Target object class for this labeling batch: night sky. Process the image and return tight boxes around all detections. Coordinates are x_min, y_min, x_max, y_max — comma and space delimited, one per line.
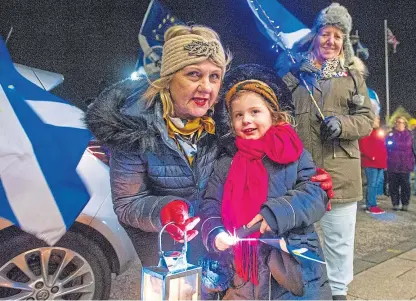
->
1, 0, 415, 120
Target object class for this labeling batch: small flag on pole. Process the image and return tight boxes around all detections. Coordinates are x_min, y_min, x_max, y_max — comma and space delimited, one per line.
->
135, 0, 183, 77
387, 28, 400, 53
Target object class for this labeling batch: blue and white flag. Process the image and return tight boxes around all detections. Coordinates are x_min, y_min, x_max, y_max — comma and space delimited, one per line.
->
354, 40, 369, 61
247, 0, 310, 50
351, 32, 370, 61
135, 0, 183, 77
0, 37, 91, 245
368, 88, 381, 116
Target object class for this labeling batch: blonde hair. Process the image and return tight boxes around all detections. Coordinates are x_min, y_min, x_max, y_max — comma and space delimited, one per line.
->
143, 25, 232, 118
228, 90, 295, 127
395, 116, 409, 128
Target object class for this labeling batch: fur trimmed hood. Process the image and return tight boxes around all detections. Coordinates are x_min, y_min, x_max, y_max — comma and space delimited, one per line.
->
85, 77, 229, 153
85, 78, 162, 153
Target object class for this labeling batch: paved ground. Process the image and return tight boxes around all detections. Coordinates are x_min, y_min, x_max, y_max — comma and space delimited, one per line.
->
109, 194, 416, 300
348, 195, 416, 300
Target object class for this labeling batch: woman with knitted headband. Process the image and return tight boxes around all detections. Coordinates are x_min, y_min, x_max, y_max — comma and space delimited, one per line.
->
200, 64, 331, 300
86, 24, 231, 276
278, 3, 375, 300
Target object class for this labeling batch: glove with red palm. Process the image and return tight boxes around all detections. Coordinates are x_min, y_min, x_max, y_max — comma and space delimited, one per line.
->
311, 168, 334, 211
160, 200, 200, 242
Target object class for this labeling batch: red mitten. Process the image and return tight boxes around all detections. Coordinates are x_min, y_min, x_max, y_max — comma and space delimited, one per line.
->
160, 200, 200, 242
311, 168, 334, 210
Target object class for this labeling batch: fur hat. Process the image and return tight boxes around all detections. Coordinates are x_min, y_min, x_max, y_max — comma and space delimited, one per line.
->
292, 3, 354, 65
213, 64, 294, 136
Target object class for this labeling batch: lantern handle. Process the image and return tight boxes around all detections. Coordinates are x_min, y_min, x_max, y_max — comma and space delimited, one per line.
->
159, 222, 188, 255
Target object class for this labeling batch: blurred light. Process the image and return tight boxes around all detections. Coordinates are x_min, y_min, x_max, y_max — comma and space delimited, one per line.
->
8, 85, 14, 89
130, 71, 140, 80
377, 129, 385, 138
387, 140, 393, 145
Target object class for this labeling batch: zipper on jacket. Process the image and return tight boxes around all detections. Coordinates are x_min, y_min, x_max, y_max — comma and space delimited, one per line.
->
159, 123, 197, 180
193, 150, 200, 201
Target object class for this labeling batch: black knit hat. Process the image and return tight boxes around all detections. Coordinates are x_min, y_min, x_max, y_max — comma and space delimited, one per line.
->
213, 64, 294, 137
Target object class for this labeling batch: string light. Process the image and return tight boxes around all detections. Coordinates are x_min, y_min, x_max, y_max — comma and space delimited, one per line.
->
251, 0, 281, 50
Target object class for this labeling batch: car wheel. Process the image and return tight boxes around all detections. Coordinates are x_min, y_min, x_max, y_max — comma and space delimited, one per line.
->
0, 230, 111, 300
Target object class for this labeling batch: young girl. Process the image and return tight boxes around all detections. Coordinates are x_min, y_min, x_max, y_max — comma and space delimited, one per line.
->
200, 64, 331, 300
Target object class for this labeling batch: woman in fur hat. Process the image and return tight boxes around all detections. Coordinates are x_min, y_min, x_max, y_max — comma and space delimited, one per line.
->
278, 3, 375, 300
200, 64, 331, 300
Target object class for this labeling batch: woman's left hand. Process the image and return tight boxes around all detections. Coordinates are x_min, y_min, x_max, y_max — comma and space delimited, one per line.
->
247, 214, 271, 234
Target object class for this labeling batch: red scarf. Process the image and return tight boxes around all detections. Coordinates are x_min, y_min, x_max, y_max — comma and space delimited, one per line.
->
221, 124, 303, 285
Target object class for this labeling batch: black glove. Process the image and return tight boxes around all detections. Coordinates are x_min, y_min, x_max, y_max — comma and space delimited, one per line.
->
290, 58, 319, 76
320, 116, 342, 141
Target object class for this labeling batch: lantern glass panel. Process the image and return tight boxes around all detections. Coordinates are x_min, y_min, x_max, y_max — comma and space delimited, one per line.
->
142, 272, 163, 300
167, 273, 199, 300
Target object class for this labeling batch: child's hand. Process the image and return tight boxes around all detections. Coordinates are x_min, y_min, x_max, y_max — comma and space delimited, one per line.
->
215, 232, 236, 251
247, 214, 271, 234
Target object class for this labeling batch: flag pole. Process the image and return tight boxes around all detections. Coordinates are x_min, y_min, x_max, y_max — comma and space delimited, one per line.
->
384, 19, 390, 123
250, 0, 325, 120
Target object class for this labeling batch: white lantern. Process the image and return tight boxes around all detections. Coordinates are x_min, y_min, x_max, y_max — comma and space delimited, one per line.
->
141, 223, 202, 301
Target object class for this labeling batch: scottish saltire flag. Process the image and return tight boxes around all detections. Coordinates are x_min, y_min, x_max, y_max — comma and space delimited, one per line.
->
354, 40, 369, 61
351, 32, 369, 61
0, 37, 91, 245
136, 0, 183, 77
247, 0, 310, 50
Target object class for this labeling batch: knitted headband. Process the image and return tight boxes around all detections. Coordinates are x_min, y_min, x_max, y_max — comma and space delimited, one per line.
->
225, 80, 279, 110
160, 34, 226, 77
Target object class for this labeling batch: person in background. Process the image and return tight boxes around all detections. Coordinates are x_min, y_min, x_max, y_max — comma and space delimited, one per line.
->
278, 3, 374, 299
201, 64, 331, 300
386, 116, 414, 211
410, 120, 416, 195
359, 116, 387, 214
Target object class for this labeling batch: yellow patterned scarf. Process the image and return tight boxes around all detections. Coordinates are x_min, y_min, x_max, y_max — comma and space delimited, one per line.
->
166, 116, 215, 165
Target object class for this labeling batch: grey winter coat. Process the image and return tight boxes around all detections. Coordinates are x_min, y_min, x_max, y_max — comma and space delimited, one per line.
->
85, 78, 222, 266
283, 61, 374, 203
200, 140, 331, 300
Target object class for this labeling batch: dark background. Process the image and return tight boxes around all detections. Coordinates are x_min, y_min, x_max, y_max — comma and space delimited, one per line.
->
1, 0, 415, 120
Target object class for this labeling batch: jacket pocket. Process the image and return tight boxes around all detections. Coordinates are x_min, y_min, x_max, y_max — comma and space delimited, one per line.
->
334, 140, 360, 158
